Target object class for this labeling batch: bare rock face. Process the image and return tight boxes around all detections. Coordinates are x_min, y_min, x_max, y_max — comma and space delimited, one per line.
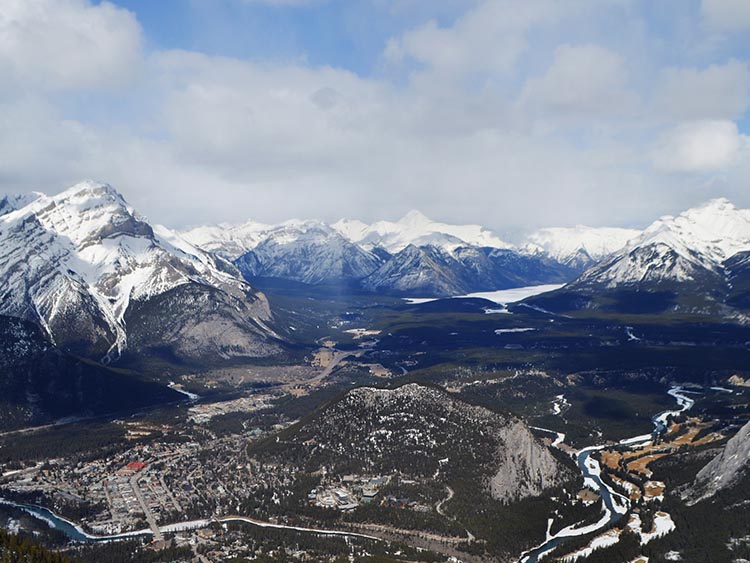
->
685, 420, 750, 505
490, 419, 567, 502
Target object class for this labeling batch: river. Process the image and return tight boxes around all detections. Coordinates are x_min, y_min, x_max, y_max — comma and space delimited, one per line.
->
519, 386, 695, 563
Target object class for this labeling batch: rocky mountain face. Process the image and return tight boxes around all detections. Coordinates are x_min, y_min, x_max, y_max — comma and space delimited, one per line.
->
234, 221, 383, 285
0, 181, 281, 365
261, 383, 569, 503
361, 244, 574, 297
526, 199, 750, 318
0, 315, 181, 431
684, 419, 750, 505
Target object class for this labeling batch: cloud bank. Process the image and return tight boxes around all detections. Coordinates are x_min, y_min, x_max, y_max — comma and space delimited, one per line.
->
0, 0, 748, 234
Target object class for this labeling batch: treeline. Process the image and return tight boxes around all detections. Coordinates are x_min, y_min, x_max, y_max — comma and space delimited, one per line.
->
0, 528, 74, 563
0, 423, 127, 465
73, 539, 191, 563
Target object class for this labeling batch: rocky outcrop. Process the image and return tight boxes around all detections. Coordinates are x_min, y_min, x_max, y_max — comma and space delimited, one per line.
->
684, 420, 750, 505
490, 419, 567, 502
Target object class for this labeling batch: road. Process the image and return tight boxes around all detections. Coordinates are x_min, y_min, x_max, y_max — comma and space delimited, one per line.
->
435, 485, 475, 542
130, 475, 163, 541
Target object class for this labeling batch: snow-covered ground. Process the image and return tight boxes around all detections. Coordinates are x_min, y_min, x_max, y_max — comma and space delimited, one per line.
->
551, 394, 569, 415
168, 382, 200, 401
404, 283, 564, 306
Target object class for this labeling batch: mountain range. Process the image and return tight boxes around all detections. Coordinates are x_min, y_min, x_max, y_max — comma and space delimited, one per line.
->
3, 181, 750, 381
182, 209, 637, 297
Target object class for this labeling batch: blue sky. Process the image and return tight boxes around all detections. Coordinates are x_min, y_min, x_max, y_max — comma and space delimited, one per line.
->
1, 0, 749, 232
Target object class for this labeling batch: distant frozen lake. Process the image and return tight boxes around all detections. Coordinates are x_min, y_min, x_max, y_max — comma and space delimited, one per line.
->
403, 283, 564, 306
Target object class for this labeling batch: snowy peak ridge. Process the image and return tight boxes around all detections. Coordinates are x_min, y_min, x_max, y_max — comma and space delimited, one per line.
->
333, 210, 514, 253
180, 219, 272, 259
526, 225, 640, 267
0, 191, 44, 216
398, 209, 432, 227
637, 197, 750, 263
575, 197, 750, 287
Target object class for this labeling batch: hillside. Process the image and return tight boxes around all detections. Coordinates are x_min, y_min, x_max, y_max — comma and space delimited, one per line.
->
258, 383, 570, 503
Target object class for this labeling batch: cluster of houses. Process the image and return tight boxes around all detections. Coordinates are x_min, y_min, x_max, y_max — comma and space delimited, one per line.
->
309, 474, 389, 511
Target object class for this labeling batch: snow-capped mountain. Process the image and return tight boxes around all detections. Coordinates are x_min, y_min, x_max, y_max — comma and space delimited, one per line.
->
525, 198, 750, 317
576, 198, 750, 288
526, 225, 640, 270
233, 221, 383, 285
333, 210, 514, 253
0, 181, 280, 363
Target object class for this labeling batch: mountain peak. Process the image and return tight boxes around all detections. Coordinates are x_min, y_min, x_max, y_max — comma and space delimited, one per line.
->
56, 180, 127, 206
399, 209, 432, 226
687, 197, 737, 216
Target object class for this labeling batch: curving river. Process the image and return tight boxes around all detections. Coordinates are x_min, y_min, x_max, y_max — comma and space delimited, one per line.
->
520, 386, 695, 563
0, 500, 382, 544
0, 499, 151, 542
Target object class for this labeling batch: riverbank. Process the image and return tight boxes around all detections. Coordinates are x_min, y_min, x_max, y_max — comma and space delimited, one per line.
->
519, 386, 695, 563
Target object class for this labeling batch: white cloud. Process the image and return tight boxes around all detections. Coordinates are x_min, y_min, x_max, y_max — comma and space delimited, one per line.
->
654, 60, 750, 121
383, 0, 562, 86
0, 0, 142, 93
652, 120, 746, 173
519, 44, 637, 118
702, 0, 750, 31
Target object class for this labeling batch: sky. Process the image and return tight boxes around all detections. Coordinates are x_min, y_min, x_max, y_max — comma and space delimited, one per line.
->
0, 0, 749, 235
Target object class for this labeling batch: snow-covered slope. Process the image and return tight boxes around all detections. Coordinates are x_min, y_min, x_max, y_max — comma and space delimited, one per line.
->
0, 192, 43, 216
333, 210, 514, 253
526, 225, 640, 270
0, 181, 280, 363
181, 220, 271, 260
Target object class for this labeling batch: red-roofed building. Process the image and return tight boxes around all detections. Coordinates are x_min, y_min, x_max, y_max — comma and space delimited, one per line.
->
117, 461, 147, 476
